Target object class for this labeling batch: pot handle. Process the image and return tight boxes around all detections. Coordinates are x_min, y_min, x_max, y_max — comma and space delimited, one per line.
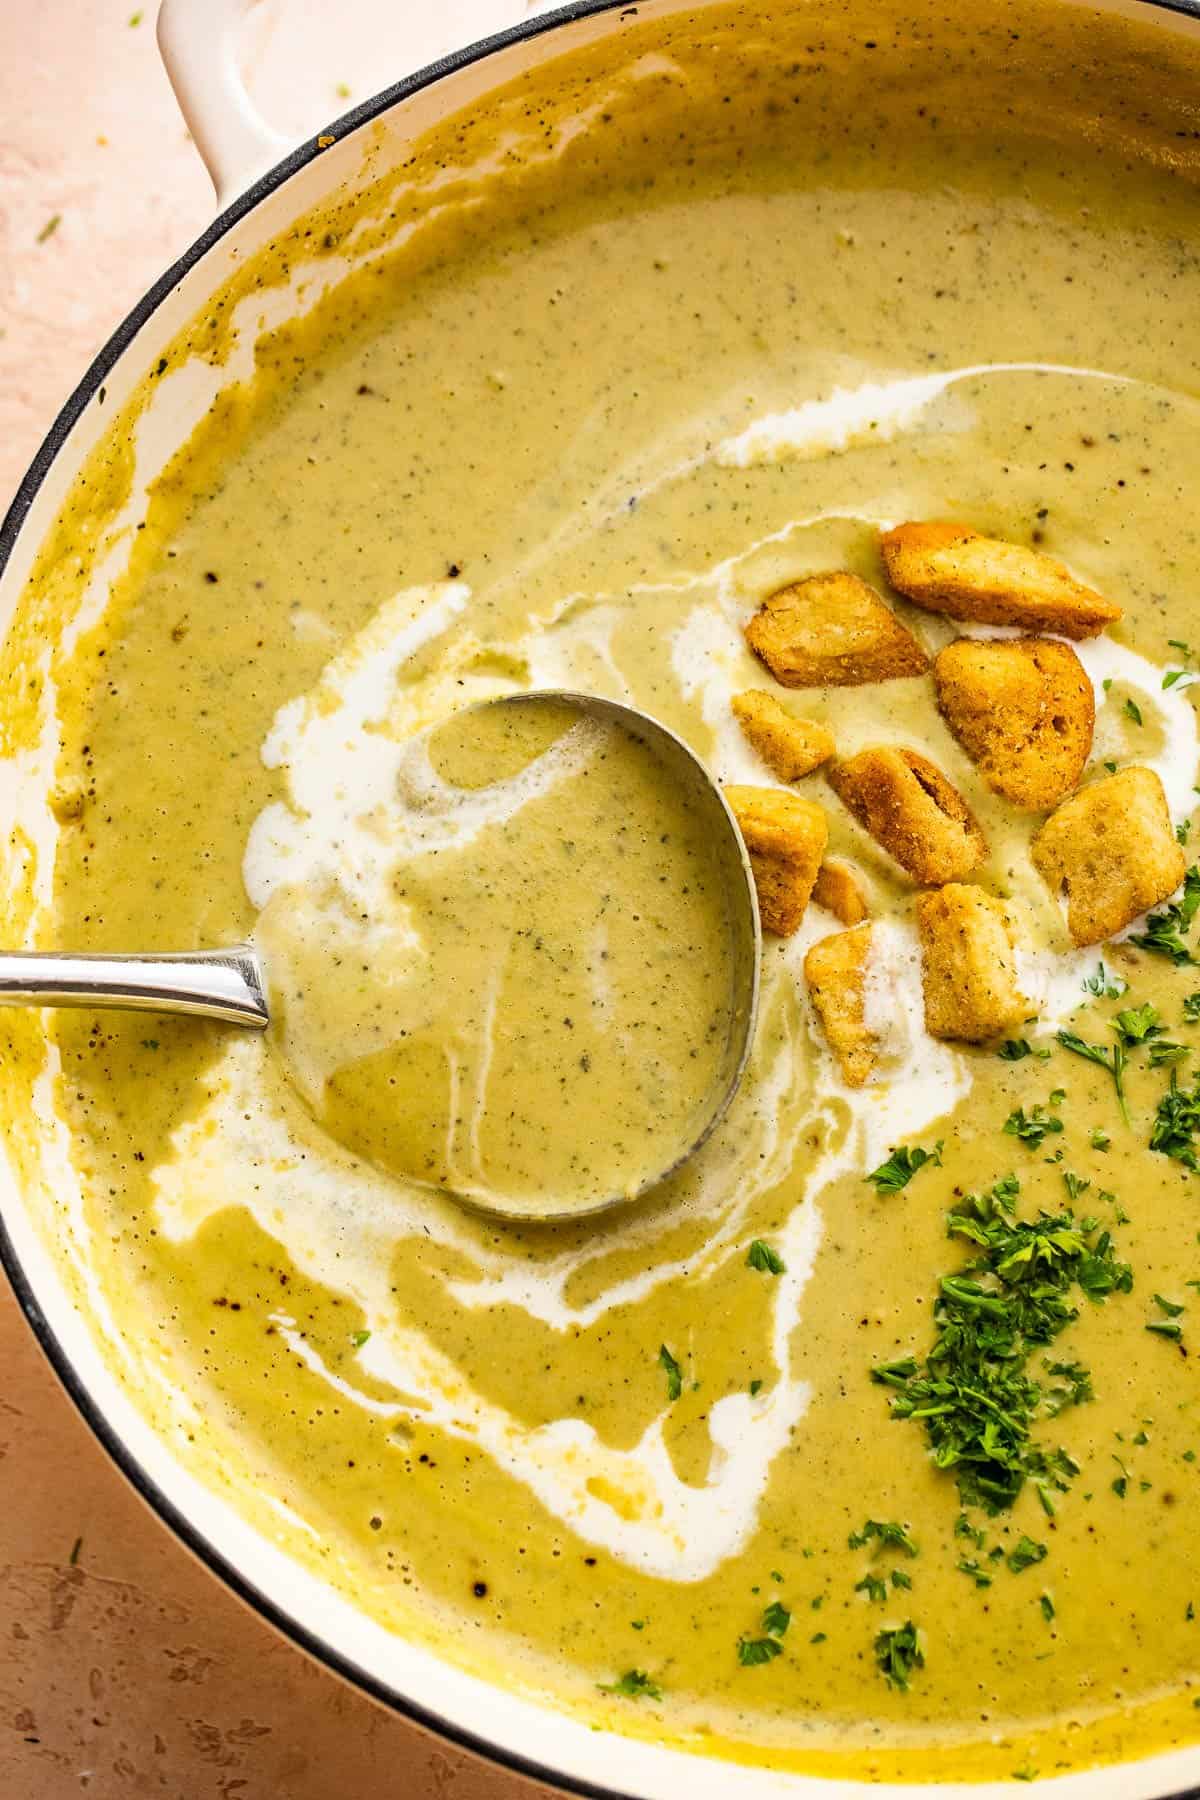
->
157, 0, 294, 207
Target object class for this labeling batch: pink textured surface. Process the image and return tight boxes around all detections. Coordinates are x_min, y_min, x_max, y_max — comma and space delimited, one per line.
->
0, 4, 567, 1796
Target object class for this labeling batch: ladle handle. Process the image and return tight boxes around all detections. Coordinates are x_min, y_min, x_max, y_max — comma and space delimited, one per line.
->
0, 947, 268, 1029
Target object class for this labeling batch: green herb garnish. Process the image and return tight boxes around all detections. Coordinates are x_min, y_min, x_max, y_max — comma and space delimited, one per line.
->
1003, 1102, 1065, 1148
848, 1519, 918, 1556
747, 1239, 786, 1275
1007, 1535, 1048, 1574
1113, 1001, 1162, 1044
1056, 1032, 1129, 1127
1150, 1072, 1200, 1172
873, 1178, 1130, 1512
736, 1600, 790, 1665
1124, 698, 1144, 727
867, 1142, 943, 1193
874, 1621, 924, 1691
856, 1574, 888, 1603
1083, 962, 1127, 999
599, 1668, 663, 1700
761, 1601, 790, 1636
658, 1344, 683, 1401
998, 1039, 1049, 1062
349, 1329, 371, 1348
1131, 867, 1200, 965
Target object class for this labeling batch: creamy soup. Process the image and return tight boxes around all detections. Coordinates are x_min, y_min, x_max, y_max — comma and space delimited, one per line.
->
256, 693, 748, 1218
9, 0, 1200, 1784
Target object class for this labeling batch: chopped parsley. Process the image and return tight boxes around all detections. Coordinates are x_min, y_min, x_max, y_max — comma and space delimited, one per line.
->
1150, 1072, 1200, 1172
1007, 1536, 1048, 1574
848, 1519, 918, 1556
1112, 1001, 1162, 1044
873, 1177, 1131, 1512
1184, 993, 1200, 1022
1042, 1358, 1093, 1416
856, 1574, 888, 1604
1090, 1126, 1111, 1151
746, 1239, 786, 1275
658, 1344, 683, 1402
349, 1329, 371, 1348
998, 1039, 1049, 1062
874, 1621, 924, 1691
761, 1600, 791, 1636
1083, 962, 1127, 999
1124, 697, 1144, 727
957, 1557, 992, 1589
737, 1599, 790, 1666
1056, 1032, 1129, 1126
599, 1668, 662, 1700
867, 1142, 943, 1193
1147, 1319, 1184, 1342
1154, 1293, 1186, 1317
1003, 1101, 1065, 1148
1164, 643, 1198, 689
1040, 1590, 1056, 1622
1131, 866, 1200, 965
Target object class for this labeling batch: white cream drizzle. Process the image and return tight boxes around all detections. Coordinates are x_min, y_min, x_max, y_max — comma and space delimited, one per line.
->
713, 361, 1139, 468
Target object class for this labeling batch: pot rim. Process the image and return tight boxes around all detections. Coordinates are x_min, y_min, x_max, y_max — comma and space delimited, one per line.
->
3, 1, 1200, 1795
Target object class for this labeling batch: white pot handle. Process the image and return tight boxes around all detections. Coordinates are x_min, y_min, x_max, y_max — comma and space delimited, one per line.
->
157, 0, 295, 207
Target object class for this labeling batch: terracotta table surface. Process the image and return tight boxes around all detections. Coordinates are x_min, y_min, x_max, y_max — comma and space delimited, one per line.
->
0, 4, 571, 1797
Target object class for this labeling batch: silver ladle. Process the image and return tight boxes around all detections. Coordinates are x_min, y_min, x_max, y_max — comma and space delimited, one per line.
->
0, 693, 761, 1213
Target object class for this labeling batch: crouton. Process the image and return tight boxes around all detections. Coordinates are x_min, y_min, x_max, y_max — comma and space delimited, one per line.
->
812, 859, 868, 925
1030, 766, 1186, 946
827, 747, 986, 886
916, 884, 1031, 1042
724, 785, 827, 936
933, 636, 1094, 811
731, 689, 835, 780
743, 572, 929, 688
804, 924, 876, 1086
880, 521, 1120, 639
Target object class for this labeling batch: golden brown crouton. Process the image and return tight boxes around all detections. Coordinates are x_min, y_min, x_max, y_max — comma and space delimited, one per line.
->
880, 521, 1120, 640
812, 859, 869, 925
827, 747, 987, 886
804, 924, 876, 1086
916, 884, 1032, 1042
724, 785, 828, 936
1030, 766, 1186, 946
743, 572, 928, 688
731, 689, 835, 781
933, 637, 1094, 812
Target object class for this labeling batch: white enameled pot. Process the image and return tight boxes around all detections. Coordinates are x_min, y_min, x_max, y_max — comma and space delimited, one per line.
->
3, 2, 1200, 1795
